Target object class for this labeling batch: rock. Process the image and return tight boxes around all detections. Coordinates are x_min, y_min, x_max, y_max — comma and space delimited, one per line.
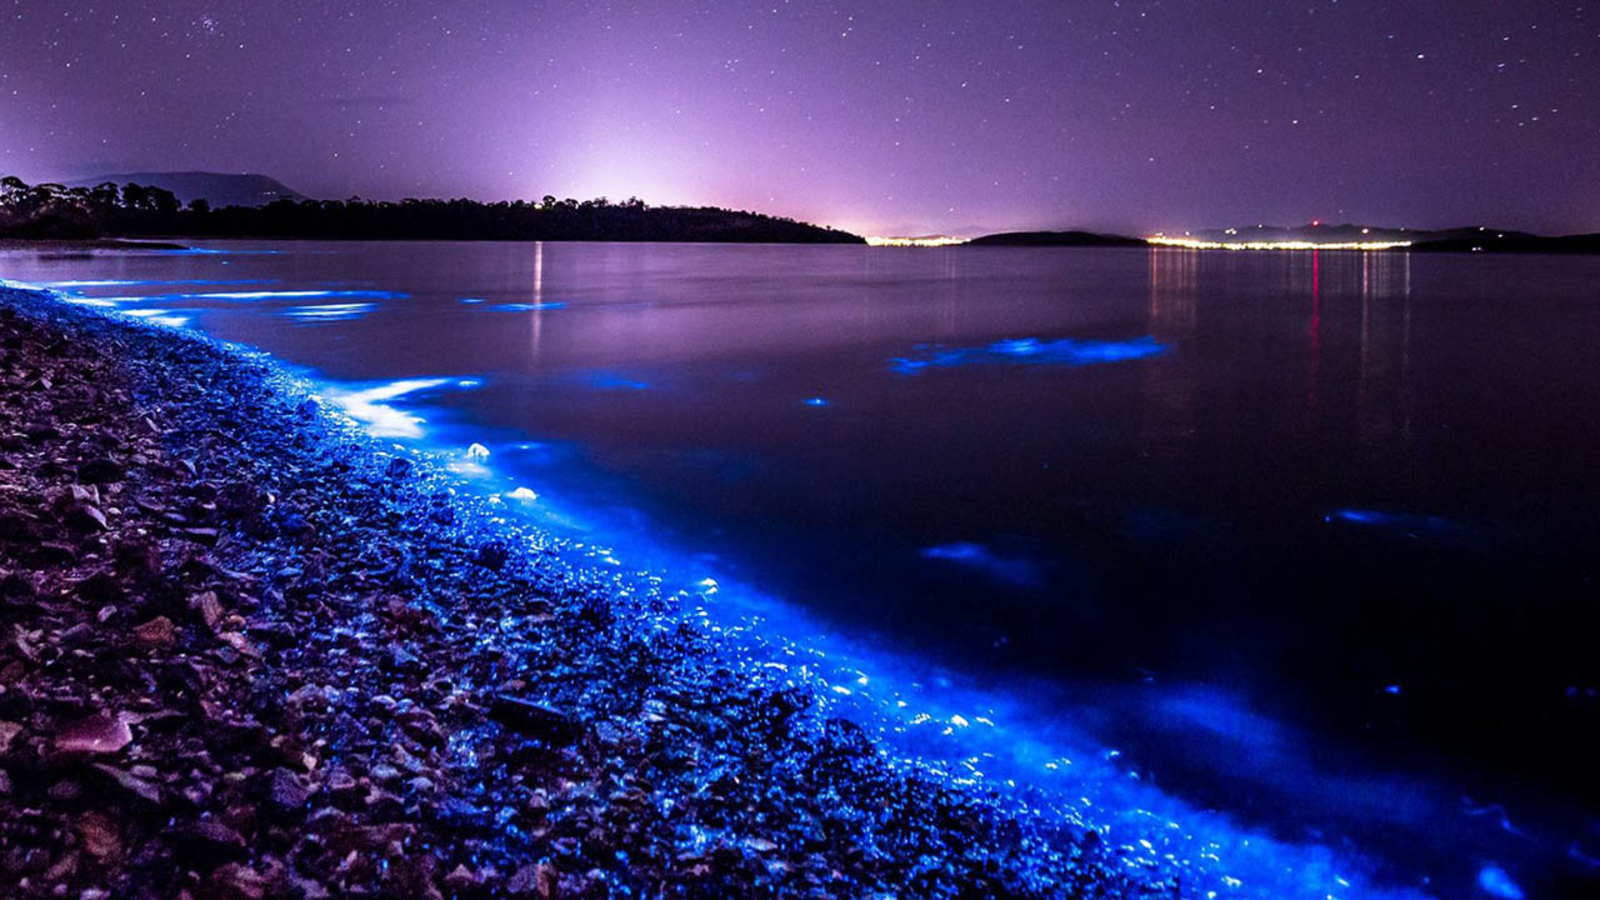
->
65, 504, 109, 532
385, 456, 413, 479
77, 458, 123, 484
488, 695, 583, 745
55, 712, 133, 755
90, 763, 162, 805
168, 820, 247, 861
76, 811, 123, 863
0, 720, 22, 754
207, 862, 269, 900
76, 571, 124, 605
444, 864, 485, 892
133, 616, 176, 649
189, 590, 224, 631
268, 767, 310, 814
474, 541, 510, 571
507, 863, 558, 898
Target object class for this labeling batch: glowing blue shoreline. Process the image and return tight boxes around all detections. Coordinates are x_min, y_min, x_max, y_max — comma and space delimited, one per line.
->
0, 278, 1459, 900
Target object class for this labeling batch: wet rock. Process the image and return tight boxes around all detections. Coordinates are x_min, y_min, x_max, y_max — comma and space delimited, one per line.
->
168, 820, 247, 862
206, 862, 270, 900
134, 616, 176, 649
489, 695, 583, 745
268, 767, 310, 814
76, 811, 123, 864
75, 571, 124, 605
474, 541, 510, 571
507, 863, 557, 898
189, 590, 224, 631
386, 456, 413, 479
64, 504, 109, 532
55, 712, 133, 755
90, 763, 162, 806
77, 458, 123, 485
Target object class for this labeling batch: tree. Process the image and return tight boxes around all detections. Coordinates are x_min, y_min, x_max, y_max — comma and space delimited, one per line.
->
121, 183, 151, 210
149, 187, 181, 216
188, 198, 211, 215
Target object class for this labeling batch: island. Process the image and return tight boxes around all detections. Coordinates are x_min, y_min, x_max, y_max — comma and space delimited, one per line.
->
0, 175, 865, 245
966, 230, 1146, 247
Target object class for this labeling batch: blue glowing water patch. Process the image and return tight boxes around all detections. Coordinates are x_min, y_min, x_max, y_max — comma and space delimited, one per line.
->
189, 289, 405, 301
920, 542, 1041, 588
890, 335, 1167, 374
1326, 509, 1461, 537
804, 396, 829, 407
150, 247, 283, 255
459, 297, 487, 304
119, 308, 192, 328
319, 377, 477, 439
1477, 866, 1524, 899
585, 371, 650, 391
283, 302, 378, 322
487, 302, 566, 312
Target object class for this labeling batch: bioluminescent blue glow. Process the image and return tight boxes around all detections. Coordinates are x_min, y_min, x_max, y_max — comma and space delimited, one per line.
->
585, 371, 651, 391
58, 307, 1435, 900
489, 301, 566, 311
189, 289, 404, 301
149, 247, 284, 256
319, 377, 462, 439
125, 310, 191, 328
459, 297, 487, 304
283, 302, 379, 322
1326, 509, 1462, 536
1476, 866, 1524, 899
890, 336, 1167, 375
804, 396, 828, 407
72, 289, 405, 305
920, 542, 1041, 588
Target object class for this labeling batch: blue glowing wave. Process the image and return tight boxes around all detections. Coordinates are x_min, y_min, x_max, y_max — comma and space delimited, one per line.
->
890, 335, 1167, 374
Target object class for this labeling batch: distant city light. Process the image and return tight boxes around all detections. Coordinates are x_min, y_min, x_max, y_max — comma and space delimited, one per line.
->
864, 235, 969, 247
1145, 236, 1413, 252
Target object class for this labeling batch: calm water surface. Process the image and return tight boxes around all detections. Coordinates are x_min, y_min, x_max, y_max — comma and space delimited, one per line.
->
5, 241, 1598, 899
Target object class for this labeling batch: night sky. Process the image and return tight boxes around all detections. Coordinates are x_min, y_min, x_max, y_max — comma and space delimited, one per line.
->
1, 1, 1596, 236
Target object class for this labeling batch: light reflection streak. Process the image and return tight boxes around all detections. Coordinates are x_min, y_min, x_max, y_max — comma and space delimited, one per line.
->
1146, 237, 1412, 252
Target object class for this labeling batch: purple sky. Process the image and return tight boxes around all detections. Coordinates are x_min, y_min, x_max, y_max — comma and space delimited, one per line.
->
1, 1, 1596, 235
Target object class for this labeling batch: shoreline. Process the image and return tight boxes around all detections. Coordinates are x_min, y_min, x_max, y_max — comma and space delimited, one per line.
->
0, 238, 190, 252
0, 285, 1148, 898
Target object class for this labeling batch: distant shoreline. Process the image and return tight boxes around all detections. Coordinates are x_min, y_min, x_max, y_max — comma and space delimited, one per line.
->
0, 237, 188, 251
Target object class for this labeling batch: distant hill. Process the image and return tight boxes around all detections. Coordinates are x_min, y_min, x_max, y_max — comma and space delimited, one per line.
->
967, 230, 1144, 247
66, 172, 308, 207
1171, 223, 1600, 253
1410, 232, 1600, 254
1175, 223, 1544, 245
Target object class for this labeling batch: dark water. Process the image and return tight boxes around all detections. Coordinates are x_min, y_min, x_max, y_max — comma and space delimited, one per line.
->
5, 241, 1598, 898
